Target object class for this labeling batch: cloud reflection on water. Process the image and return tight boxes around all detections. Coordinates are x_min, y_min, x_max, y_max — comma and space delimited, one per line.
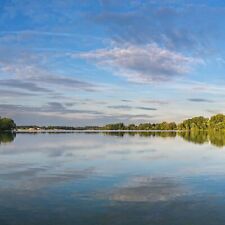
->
99, 176, 191, 203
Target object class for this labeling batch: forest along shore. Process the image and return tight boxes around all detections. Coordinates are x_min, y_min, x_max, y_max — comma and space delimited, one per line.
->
3, 113, 225, 132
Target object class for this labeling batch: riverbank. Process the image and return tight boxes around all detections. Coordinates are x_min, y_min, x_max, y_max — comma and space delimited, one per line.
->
16, 129, 181, 133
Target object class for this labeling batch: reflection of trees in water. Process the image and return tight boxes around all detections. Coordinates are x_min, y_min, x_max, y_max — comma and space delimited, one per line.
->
138, 132, 176, 138
1, 131, 224, 147
208, 131, 225, 147
0, 132, 16, 144
103, 132, 126, 137
178, 130, 225, 148
178, 131, 208, 145
103, 131, 225, 148
103, 132, 176, 138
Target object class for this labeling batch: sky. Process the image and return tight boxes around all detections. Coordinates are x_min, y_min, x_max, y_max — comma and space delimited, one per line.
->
1, 0, 225, 126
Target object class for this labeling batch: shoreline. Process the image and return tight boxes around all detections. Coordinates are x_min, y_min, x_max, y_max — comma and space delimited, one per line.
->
15, 129, 187, 133
2, 129, 222, 134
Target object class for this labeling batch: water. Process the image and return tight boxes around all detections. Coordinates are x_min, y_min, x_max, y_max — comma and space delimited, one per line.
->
1, 131, 225, 225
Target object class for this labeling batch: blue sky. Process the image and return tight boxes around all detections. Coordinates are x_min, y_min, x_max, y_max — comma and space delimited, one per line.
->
1, 0, 225, 126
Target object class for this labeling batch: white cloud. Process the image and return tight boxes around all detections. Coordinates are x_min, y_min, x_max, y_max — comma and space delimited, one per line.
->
75, 43, 203, 83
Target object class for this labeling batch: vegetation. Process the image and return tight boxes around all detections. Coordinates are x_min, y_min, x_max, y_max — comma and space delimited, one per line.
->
209, 114, 225, 130
0, 117, 16, 131
0, 117, 16, 144
101, 114, 225, 131
178, 116, 208, 130
0, 133, 16, 144
178, 130, 225, 148
103, 131, 177, 138
101, 122, 177, 130
103, 130, 225, 148
13, 113, 225, 132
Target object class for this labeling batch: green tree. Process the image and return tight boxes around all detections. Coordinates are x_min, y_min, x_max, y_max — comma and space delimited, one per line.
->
0, 117, 16, 131
102, 123, 126, 130
178, 116, 209, 130
209, 114, 225, 130
127, 124, 137, 130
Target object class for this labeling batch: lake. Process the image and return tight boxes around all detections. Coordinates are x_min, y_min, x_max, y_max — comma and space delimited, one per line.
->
1, 131, 225, 225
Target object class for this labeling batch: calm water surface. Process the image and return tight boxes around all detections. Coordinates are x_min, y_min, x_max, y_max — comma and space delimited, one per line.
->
1, 132, 225, 225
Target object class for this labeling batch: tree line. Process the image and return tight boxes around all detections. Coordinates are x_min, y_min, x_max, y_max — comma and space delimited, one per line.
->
100, 114, 225, 131
7, 113, 225, 131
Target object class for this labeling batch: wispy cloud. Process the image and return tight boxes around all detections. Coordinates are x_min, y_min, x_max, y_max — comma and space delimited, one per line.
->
188, 98, 214, 103
108, 105, 157, 111
0, 103, 103, 115
136, 107, 157, 111
0, 89, 37, 97
108, 105, 132, 110
91, 2, 225, 55
141, 99, 169, 105
75, 43, 202, 83
0, 79, 51, 92
0, 103, 158, 126
0, 102, 106, 125
0, 60, 103, 93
